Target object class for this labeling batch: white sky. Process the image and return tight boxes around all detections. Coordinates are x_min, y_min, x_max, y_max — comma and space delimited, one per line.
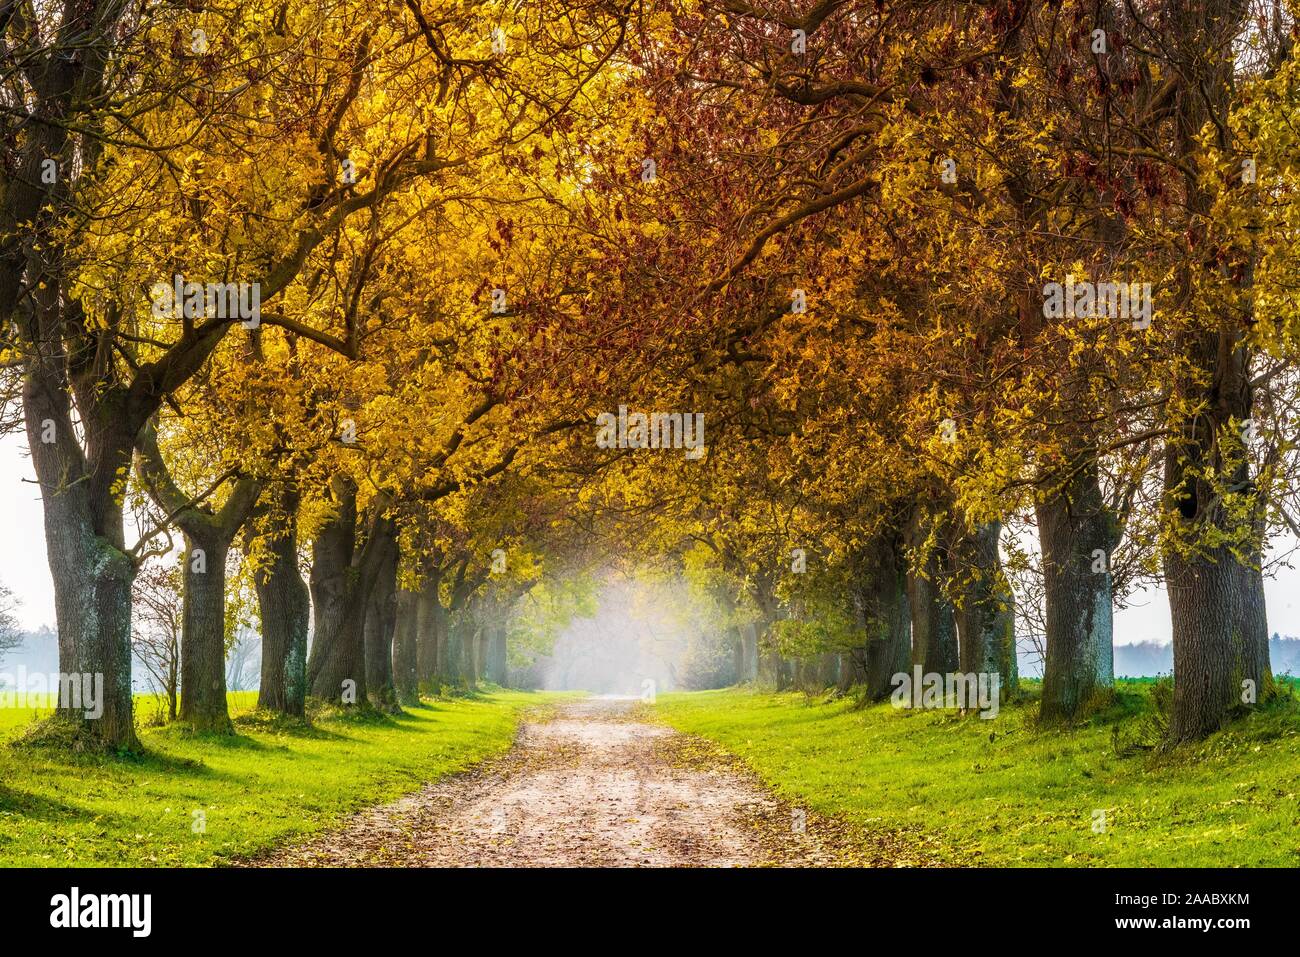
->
3, 429, 1300, 641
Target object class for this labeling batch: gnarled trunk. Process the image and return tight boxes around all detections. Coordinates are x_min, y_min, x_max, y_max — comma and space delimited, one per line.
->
25, 370, 139, 749
50, 531, 137, 747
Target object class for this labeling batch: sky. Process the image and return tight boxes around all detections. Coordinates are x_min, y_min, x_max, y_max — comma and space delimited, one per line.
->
3, 428, 1300, 641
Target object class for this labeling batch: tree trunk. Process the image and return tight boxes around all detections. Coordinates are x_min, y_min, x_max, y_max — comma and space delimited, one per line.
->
952, 522, 1017, 698
863, 535, 911, 701
54, 536, 137, 747
307, 562, 367, 706
415, 579, 443, 692
393, 589, 420, 705
817, 651, 840, 688
254, 498, 309, 716
739, 622, 759, 683
484, 625, 509, 685
838, 647, 867, 692
3, 0, 135, 752
728, 626, 744, 684
471, 622, 487, 685
364, 528, 400, 713
24, 366, 139, 749
907, 508, 958, 675
1036, 460, 1116, 721
439, 614, 474, 688
756, 620, 788, 691
1159, 0, 1273, 743
179, 534, 233, 733
305, 480, 366, 705
136, 421, 260, 733
907, 563, 958, 676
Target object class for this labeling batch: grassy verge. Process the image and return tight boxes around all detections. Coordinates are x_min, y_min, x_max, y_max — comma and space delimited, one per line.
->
0, 690, 562, 866
652, 681, 1300, 866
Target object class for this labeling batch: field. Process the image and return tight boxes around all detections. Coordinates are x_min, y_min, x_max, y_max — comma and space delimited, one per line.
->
0, 691, 557, 867
652, 681, 1300, 867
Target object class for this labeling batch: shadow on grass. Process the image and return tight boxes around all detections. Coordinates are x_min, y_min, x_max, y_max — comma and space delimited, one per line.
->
231, 709, 348, 741
8, 730, 210, 774
152, 725, 278, 752
0, 784, 92, 824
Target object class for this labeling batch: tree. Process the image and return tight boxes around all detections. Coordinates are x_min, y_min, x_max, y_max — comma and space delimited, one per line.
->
0, 583, 22, 668
131, 562, 183, 724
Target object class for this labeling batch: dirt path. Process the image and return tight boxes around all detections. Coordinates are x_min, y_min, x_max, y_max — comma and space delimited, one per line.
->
254, 696, 914, 867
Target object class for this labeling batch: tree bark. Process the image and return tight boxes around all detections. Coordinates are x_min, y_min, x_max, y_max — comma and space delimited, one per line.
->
952, 522, 1017, 698
136, 420, 260, 733
363, 526, 400, 713
1036, 460, 1116, 721
415, 575, 443, 691
253, 491, 309, 716
393, 589, 420, 705
23, 331, 140, 749
906, 507, 958, 675
862, 534, 911, 701
907, 562, 958, 676
179, 533, 233, 732
305, 478, 394, 706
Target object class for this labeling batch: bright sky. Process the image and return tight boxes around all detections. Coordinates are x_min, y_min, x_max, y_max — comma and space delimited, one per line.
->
3, 429, 1299, 641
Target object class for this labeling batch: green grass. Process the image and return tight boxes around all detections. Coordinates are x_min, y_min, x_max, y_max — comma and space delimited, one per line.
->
652, 681, 1300, 866
0, 689, 561, 866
